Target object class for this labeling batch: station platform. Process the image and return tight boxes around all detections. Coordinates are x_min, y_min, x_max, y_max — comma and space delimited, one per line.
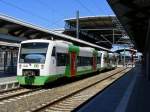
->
0, 76, 17, 84
0, 73, 18, 91
75, 64, 147, 112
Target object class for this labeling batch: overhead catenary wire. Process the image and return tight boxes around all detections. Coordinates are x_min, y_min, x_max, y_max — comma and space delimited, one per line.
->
73, 0, 99, 30
76, 0, 111, 26
74, 0, 122, 46
0, 0, 52, 26
74, 0, 94, 15
75, 0, 116, 26
74, 0, 110, 44
35, 0, 68, 28
0, 0, 119, 45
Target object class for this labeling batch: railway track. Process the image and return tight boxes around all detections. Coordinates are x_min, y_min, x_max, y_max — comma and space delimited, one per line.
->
0, 67, 131, 112
0, 87, 22, 94
0, 87, 42, 102
27, 68, 131, 112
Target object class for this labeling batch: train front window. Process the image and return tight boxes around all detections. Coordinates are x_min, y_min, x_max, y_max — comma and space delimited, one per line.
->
19, 43, 49, 63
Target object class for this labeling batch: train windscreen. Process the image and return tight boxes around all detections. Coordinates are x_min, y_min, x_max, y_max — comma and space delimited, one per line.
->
19, 42, 49, 63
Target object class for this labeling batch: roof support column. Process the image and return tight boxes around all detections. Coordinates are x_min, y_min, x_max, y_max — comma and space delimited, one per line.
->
123, 48, 126, 67
113, 29, 115, 44
10, 51, 14, 72
76, 10, 79, 39
4, 51, 7, 72
145, 19, 150, 80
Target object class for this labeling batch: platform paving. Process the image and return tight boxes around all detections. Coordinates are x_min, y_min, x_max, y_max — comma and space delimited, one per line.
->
0, 76, 17, 84
75, 65, 139, 112
125, 65, 150, 112
0, 72, 18, 91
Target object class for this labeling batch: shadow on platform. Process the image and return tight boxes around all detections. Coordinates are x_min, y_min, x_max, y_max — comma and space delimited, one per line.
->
75, 64, 149, 112
0, 71, 16, 78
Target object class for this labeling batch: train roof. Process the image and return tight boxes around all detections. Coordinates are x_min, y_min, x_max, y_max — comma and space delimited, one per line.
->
21, 39, 52, 44
21, 39, 73, 45
80, 47, 95, 50
79, 47, 94, 52
99, 51, 107, 54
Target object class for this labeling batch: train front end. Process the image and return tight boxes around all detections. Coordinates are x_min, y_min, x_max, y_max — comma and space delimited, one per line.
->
17, 40, 51, 86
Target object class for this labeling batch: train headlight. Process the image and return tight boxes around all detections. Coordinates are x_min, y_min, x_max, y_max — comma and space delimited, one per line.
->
19, 64, 21, 69
34, 64, 39, 68
41, 65, 44, 69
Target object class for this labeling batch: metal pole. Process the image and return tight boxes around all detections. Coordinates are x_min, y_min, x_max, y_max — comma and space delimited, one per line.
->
145, 18, 150, 80
4, 51, 7, 72
11, 51, 14, 72
123, 48, 126, 67
76, 10, 79, 39
113, 29, 115, 44
131, 52, 133, 67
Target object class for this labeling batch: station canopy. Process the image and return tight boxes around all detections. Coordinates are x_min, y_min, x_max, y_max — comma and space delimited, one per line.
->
0, 13, 133, 51
115, 48, 137, 54
107, 0, 150, 52
0, 14, 114, 51
64, 16, 132, 49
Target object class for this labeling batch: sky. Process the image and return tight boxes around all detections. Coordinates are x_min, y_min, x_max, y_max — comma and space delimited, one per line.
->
0, 0, 114, 29
0, 0, 140, 54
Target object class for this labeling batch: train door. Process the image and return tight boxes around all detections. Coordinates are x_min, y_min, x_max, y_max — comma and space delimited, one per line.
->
93, 55, 96, 71
70, 52, 77, 77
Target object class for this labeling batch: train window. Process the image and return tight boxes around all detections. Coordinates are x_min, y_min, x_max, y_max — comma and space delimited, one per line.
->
52, 47, 56, 57
97, 54, 101, 64
77, 56, 81, 66
66, 54, 69, 65
77, 56, 92, 66
97, 57, 100, 64
104, 54, 109, 63
20, 43, 49, 63
56, 53, 68, 66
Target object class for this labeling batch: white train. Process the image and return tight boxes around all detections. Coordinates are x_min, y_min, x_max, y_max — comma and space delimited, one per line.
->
17, 39, 118, 85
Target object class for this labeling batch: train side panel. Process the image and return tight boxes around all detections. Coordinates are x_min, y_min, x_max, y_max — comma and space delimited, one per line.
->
76, 47, 94, 76
17, 39, 118, 86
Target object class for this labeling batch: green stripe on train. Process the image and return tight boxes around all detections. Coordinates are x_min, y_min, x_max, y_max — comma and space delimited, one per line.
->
76, 69, 95, 76
17, 74, 62, 85
65, 45, 80, 77
17, 67, 98, 85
